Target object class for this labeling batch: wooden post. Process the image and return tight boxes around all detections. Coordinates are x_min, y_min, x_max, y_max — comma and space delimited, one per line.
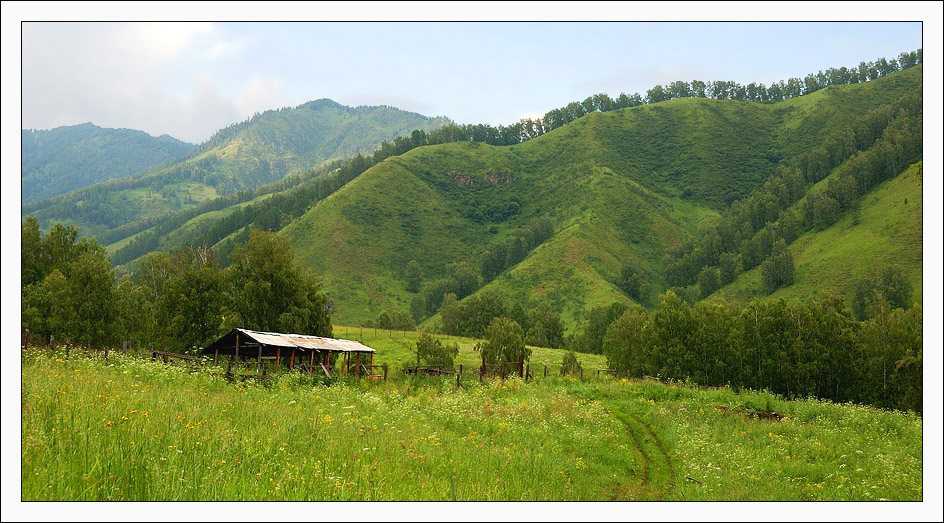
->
50, 335, 56, 352
23, 329, 29, 351
130, 337, 135, 352
310, 351, 315, 374
383, 363, 388, 381
65, 341, 71, 360
214, 348, 219, 365
235, 332, 240, 362
579, 367, 583, 380
456, 371, 460, 388
122, 341, 128, 355
276, 347, 281, 366
526, 364, 530, 382
258, 343, 263, 372
104, 346, 109, 359
290, 349, 296, 371
355, 353, 361, 377
544, 365, 547, 378
519, 356, 524, 379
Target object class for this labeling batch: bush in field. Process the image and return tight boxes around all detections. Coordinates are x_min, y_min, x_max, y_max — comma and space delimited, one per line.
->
415, 331, 459, 368
481, 317, 529, 364
561, 349, 582, 376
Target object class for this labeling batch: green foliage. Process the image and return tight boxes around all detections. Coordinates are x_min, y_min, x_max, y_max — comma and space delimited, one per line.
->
439, 290, 508, 339
718, 252, 739, 286
618, 262, 649, 305
151, 247, 226, 354
697, 266, 721, 298
599, 289, 920, 412
226, 229, 332, 337
851, 265, 913, 320
574, 301, 627, 354
857, 304, 922, 412
526, 302, 565, 349
20, 220, 118, 346
560, 349, 583, 376
415, 331, 459, 368
405, 260, 422, 293
602, 305, 650, 377
481, 317, 529, 364
760, 239, 794, 294
374, 308, 416, 331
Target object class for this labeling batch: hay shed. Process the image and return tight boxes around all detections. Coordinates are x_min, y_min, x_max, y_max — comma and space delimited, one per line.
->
203, 328, 377, 377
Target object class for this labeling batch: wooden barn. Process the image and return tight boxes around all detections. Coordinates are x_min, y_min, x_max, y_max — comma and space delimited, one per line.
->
202, 328, 380, 379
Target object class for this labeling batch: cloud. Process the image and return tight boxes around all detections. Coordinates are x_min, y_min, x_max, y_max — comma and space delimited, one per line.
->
21, 22, 255, 143
204, 34, 251, 61
236, 76, 288, 119
118, 22, 213, 64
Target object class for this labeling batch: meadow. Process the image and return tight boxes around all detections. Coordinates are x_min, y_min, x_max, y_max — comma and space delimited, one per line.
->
21, 333, 922, 501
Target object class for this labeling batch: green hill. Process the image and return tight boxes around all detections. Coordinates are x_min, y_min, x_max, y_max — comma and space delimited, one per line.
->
21, 123, 196, 204
280, 67, 921, 329
22, 100, 450, 238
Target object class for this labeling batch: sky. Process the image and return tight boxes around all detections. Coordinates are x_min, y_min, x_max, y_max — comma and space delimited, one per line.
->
17, 18, 926, 144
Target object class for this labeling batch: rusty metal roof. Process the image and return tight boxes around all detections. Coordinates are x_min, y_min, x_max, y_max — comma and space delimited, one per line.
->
211, 328, 376, 353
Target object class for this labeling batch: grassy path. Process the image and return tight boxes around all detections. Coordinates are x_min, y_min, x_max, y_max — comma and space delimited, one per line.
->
600, 403, 675, 500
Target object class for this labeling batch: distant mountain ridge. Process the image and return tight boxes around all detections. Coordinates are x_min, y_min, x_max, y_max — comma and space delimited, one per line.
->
21, 123, 196, 204
22, 100, 451, 237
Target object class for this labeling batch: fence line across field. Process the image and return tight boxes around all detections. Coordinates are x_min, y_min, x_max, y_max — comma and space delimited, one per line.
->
23, 327, 622, 384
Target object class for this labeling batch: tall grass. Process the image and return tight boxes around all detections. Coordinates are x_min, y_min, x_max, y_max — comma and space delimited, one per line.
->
21, 346, 921, 501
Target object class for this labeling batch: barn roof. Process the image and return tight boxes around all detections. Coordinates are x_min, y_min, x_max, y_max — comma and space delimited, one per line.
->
203, 328, 376, 354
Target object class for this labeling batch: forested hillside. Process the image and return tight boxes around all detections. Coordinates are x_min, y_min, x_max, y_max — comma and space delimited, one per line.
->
22, 100, 449, 237
21, 123, 195, 203
280, 65, 921, 329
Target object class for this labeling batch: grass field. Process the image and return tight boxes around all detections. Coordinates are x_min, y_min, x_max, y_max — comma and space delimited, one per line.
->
21, 335, 922, 501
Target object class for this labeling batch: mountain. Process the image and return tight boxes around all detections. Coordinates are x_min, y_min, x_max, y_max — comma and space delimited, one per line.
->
277, 65, 921, 328
22, 100, 450, 238
21, 123, 196, 204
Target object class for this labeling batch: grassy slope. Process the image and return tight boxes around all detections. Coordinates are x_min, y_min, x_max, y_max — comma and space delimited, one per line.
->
714, 162, 923, 306
282, 70, 921, 329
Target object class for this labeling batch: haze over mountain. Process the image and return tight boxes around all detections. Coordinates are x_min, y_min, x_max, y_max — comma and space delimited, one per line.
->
21, 123, 195, 204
